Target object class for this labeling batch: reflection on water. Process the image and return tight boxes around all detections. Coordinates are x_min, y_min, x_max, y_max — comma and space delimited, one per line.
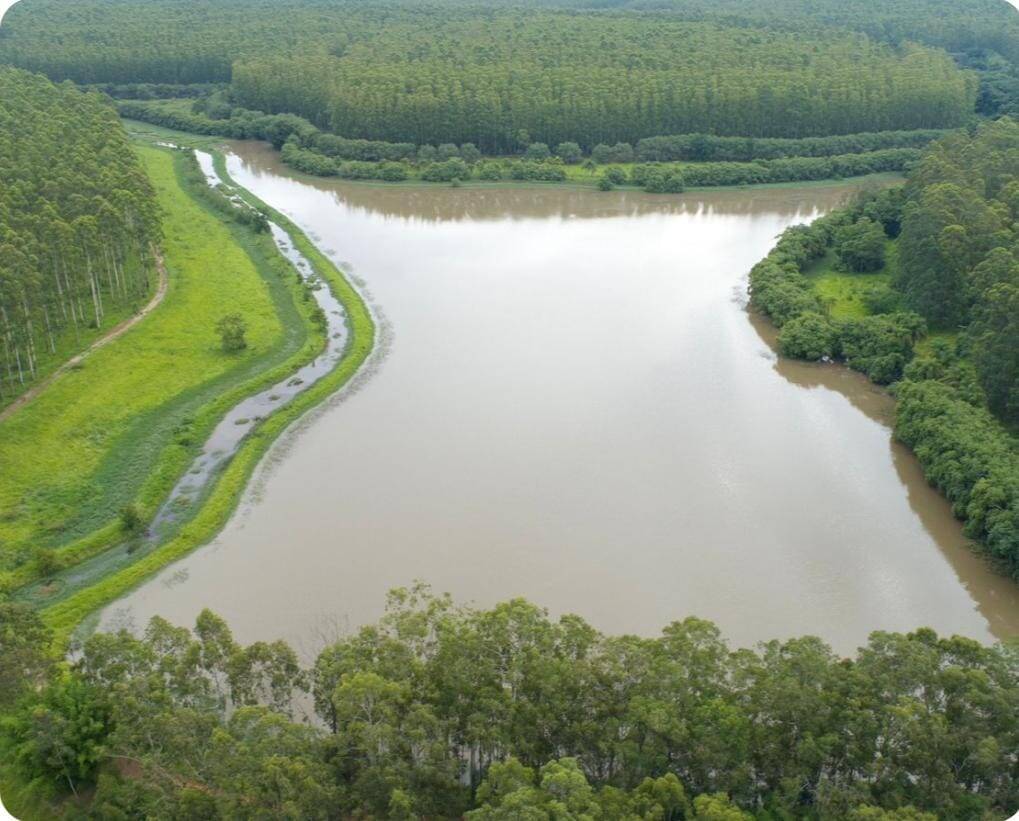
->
100, 142, 1019, 655
747, 312, 1019, 640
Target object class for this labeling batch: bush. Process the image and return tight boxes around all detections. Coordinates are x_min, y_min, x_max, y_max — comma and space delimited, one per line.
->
525, 142, 551, 160
555, 141, 583, 163
436, 143, 460, 160
460, 143, 481, 164
421, 158, 470, 182
477, 162, 504, 181
643, 166, 685, 193
119, 503, 144, 533
378, 161, 409, 181
604, 167, 627, 186
862, 283, 901, 314
597, 175, 614, 191
835, 217, 887, 272
778, 312, 837, 360
216, 312, 248, 352
591, 142, 634, 164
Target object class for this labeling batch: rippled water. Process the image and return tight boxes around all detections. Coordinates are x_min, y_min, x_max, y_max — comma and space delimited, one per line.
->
101, 145, 1019, 654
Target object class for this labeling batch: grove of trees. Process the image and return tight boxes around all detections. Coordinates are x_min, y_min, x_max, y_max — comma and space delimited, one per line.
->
2, 590, 1016, 819
0, 67, 160, 401
750, 119, 1019, 577
0, 0, 982, 152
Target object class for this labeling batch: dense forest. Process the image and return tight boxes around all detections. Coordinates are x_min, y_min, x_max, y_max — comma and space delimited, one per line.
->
749, 118, 1019, 578
2, 589, 1017, 819
0, 0, 982, 151
0, 67, 160, 401
228, 22, 972, 150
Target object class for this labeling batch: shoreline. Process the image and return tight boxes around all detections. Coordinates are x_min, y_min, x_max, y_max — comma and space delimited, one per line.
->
16, 142, 376, 650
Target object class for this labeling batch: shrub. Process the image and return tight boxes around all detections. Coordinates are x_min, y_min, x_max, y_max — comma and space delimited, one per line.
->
477, 162, 504, 181
778, 312, 837, 360
216, 312, 248, 352
834, 217, 887, 272
436, 143, 460, 160
525, 142, 551, 160
555, 141, 583, 163
460, 143, 482, 164
378, 161, 409, 181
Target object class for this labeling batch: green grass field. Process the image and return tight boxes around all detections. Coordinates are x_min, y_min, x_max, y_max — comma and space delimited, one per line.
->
803, 241, 897, 320
0, 145, 317, 584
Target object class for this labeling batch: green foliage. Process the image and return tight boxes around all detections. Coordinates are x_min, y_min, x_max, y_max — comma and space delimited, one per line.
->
834, 217, 886, 272
1, 675, 111, 797
215, 312, 248, 353
39, 159, 375, 653
777, 313, 836, 361
117, 503, 143, 533
0, 2, 979, 152
0, 147, 313, 575
525, 142, 551, 161
637, 130, 948, 163
752, 123, 1019, 571
555, 141, 583, 164
0, 602, 53, 707
6, 593, 1018, 818
895, 379, 1019, 574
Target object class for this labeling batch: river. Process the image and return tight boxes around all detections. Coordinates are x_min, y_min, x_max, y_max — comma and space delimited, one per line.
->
99, 142, 1019, 655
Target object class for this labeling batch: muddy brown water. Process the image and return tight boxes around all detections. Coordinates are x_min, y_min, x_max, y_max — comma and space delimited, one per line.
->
100, 143, 1019, 655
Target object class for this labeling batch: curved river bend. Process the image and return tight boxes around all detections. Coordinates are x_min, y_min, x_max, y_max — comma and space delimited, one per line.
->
101, 144, 1019, 654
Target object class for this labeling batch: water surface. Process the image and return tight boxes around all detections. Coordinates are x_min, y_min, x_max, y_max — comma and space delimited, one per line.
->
101, 145, 1019, 654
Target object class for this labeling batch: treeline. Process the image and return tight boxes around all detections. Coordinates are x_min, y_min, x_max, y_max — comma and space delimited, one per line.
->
232, 23, 973, 151
118, 100, 924, 188
634, 129, 948, 163
749, 119, 1019, 576
2, 591, 1016, 819
1, 1, 979, 150
0, 67, 160, 400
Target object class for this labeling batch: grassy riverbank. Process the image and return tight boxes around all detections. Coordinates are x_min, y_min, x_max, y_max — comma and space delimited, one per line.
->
0, 145, 324, 591
36, 148, 375, 649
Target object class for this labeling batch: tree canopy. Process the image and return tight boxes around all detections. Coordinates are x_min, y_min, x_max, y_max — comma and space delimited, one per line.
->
2, 591, 1016, 819
0, 67, 160, 401
0, 0, 982, 151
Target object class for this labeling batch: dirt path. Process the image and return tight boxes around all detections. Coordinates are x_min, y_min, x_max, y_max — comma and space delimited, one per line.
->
0, 251, 169, 424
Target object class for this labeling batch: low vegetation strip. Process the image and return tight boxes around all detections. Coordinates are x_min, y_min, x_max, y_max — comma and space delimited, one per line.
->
118, 99, 930, 189
0, 145, 319, 587
749, 119, 1019, 578
40, 149, 375, 649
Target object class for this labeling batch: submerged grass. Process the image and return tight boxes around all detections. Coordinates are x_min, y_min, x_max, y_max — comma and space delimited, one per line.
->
0, 145, 323, 588
40, 149, 375, 649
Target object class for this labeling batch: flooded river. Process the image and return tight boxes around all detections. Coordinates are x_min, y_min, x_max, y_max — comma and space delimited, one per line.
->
101, 143, 1019, 654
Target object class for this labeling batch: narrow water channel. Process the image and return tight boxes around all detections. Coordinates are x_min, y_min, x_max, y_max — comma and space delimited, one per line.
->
101, 144, 1019, 654
18, 149, 355, 611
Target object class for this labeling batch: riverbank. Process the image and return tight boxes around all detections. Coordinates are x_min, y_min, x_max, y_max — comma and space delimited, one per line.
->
33, 146, 375, 649
749, 177, 1019, 584
0, 144, 332, 594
